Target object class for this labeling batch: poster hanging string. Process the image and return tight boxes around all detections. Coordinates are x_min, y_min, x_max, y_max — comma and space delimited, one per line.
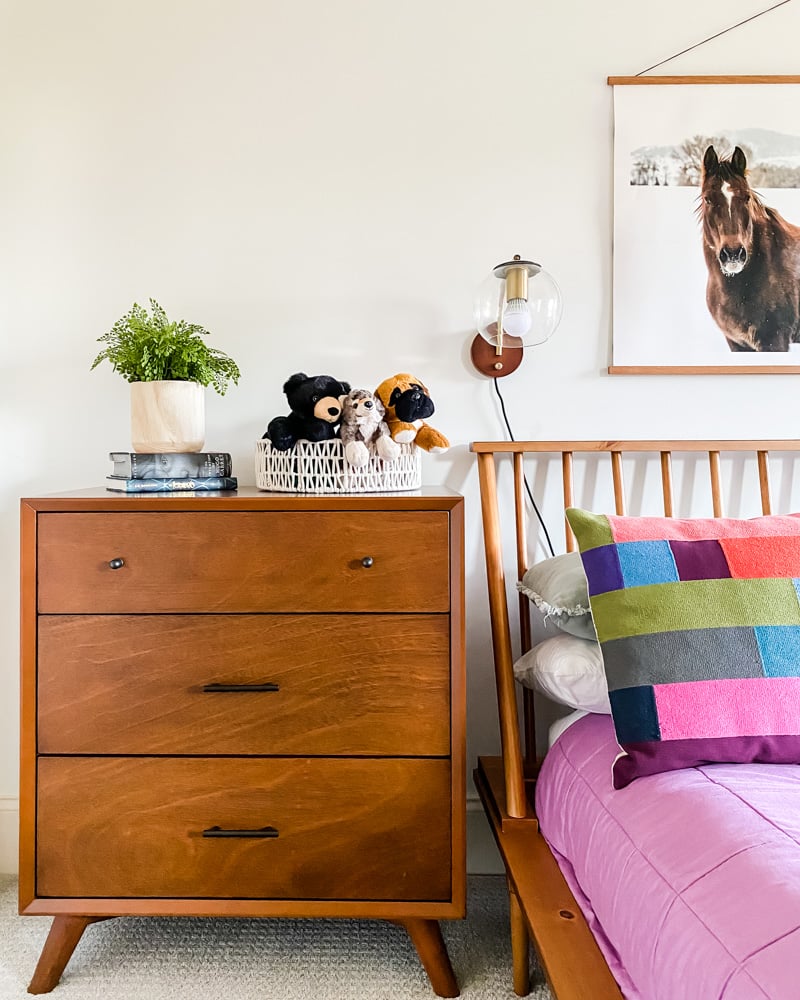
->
636, 0, 794, 76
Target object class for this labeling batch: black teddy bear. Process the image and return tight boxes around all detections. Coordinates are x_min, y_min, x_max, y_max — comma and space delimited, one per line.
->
264, 372, 352, 451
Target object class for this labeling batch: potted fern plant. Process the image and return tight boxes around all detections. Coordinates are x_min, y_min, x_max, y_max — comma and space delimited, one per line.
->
91, 299, 240, 452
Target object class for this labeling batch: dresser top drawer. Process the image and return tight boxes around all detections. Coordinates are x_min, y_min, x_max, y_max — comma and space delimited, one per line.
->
37, 511, 452, 613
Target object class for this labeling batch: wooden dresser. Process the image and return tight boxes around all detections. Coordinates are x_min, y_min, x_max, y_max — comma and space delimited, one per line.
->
19, 487, 465, 996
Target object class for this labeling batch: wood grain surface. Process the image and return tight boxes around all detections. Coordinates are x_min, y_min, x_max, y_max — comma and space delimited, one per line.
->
37, 756, 452, 900
38, 614, 451, 755
36, 510, 450, 613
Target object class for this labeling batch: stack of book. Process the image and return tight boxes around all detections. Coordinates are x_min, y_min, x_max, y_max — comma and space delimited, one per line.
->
105, 451, 238, 492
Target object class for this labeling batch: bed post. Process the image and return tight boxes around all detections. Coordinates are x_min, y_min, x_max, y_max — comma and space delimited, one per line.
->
513, 451, 537, 766
476, 451, 527, 817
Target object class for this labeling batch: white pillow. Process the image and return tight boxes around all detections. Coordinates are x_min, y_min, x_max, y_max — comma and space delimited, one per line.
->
548, 710, 588, 747
513, 632, 610, 714
516, 552, 596, 641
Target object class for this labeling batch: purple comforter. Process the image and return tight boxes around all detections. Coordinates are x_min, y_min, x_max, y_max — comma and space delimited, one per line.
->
536, 713, 800, 999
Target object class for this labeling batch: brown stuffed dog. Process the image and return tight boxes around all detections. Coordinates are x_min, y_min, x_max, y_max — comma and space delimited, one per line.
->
374, 373, 449, 453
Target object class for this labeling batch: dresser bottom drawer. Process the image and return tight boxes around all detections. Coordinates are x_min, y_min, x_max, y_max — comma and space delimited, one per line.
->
36, 757, 452, 901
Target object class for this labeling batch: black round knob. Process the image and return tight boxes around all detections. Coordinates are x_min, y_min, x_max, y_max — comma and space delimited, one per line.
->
361, 556, 374, 568
108, 558, 125, 570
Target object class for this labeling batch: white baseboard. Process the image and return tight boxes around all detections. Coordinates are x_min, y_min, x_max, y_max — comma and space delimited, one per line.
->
0, 797, 18, 875
0, 797, 501, 878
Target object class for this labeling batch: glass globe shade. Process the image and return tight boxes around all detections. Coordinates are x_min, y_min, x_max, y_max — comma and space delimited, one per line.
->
474, 261, 563, 348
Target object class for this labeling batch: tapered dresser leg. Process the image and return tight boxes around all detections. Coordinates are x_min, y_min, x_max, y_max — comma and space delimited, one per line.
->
398, 918, 460, 998
28, 915, 105, 994
509, 887, 531, 996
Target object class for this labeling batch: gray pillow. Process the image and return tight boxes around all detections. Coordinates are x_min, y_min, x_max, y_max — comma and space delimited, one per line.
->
516, 551, 596, 641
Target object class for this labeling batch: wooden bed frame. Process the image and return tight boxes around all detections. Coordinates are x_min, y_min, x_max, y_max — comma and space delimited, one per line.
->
471, 439, 800, 999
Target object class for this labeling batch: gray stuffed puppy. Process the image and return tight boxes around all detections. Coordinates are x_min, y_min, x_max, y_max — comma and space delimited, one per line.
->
339, 389, 401, 467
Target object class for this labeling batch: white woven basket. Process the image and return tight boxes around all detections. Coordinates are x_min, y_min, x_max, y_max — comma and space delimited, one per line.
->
255, 438, 422, 493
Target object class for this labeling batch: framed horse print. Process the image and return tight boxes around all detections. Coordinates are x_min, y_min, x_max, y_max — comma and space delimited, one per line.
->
608, 75, 800, 374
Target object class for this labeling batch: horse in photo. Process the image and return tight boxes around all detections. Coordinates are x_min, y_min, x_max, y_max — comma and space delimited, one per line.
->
699, 145, 800, 352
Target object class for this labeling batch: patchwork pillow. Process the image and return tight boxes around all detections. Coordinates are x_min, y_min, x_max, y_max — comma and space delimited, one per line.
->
516, 551, 596, 641
565, 507, 800, 788
513, 632, 610, 713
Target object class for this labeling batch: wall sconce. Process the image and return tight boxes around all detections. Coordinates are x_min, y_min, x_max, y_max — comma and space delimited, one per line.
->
471, 255, 563, 378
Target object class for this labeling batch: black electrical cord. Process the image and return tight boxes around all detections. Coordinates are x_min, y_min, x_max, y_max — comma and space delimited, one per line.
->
493, 378, 556, 558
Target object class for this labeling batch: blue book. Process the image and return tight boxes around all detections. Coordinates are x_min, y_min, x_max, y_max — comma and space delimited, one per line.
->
106, 476, 238, 493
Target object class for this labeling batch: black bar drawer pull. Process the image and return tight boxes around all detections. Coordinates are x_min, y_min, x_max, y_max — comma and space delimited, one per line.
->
202, 682, 280, 693
202, 825, 279, 839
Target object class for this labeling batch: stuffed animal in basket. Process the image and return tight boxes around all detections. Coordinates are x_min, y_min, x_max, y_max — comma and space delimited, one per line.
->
264, 372, 351, 451
339, 388, 401, 467
374, 373, 449, 453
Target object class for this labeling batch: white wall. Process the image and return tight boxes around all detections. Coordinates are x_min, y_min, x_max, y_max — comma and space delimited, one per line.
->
2, 0, 799, 875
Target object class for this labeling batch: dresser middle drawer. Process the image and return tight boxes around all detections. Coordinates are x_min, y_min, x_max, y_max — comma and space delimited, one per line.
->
38, 614, 452, 755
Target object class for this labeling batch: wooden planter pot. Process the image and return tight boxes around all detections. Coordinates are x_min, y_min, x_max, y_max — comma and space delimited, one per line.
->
130, 381, 205, 453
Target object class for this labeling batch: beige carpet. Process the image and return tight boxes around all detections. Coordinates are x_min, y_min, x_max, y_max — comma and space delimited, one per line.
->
0, 876, 552, 999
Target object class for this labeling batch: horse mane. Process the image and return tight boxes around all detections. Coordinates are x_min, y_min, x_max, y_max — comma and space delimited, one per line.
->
717, 161, 742, 184
744, 185, 768, 222
765, 201, 800, 237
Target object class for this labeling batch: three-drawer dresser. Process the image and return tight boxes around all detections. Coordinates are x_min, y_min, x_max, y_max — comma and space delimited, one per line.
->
19, 487, 465, 996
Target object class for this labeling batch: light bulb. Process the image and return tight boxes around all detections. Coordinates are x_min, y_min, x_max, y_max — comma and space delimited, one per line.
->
503, 298, 532, 337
